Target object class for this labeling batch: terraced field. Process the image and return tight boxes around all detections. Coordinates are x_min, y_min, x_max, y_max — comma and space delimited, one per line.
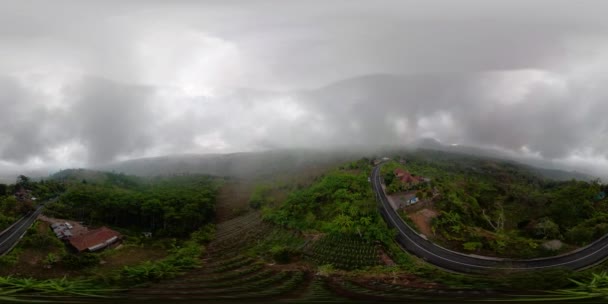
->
207, 211, 271, 255
126, 212, 318, 303
11, 211, 513, 303
304, 234, 382, 270
319, 276, 498, 302
122, 212, 500, 303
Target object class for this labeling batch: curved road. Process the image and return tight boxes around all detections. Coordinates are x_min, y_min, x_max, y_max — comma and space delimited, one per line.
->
372, 164, 608, 273
0, 204, 46, 256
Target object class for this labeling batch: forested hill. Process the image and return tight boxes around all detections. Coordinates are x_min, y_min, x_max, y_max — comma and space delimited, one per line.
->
531, 167, 596, 182
46, 170, 221, 237
97, 149, 365, 179
412, 139, 598, 182
98, 148, 597, 182
387, 150, 608, 258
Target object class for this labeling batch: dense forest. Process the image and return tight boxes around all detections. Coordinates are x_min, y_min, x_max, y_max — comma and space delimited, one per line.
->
385, 150, 607, 258
263, 158, 394, 243
46, 171, 221, 237
0, 176, 65, 231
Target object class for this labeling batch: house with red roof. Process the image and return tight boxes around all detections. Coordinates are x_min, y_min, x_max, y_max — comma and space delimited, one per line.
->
394, 168, 423, 186
68, 227, 121, 252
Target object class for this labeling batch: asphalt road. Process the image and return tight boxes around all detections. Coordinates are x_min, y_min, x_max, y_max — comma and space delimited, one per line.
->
0, 204, 46, 256
372, 164, 608, 273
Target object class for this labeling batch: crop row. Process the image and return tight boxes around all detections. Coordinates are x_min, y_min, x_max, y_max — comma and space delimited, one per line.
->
311, 253, 378, 266
305, 235, 381, 269
129, 271, 305, 300
206, 257, 255, 273
311, 245, 377, 256
295, 277, 347, 302
200, 262, 265, 282
198, 272, 305, 300
215, 211, 260, 231
208, 225, 271, 254
320, 234, 375, 245
214, 217, 263, 241
203, 254, 249, 269
198, 269, 276, 289
170, 262, 264, 284
154, 272, 293, 296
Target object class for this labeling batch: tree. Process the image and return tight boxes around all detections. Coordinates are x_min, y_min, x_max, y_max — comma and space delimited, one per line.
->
16, 200, 34, 214
249, 184, 272, 209
534, 218, 561, 239
566, 226, 594, 245
142, 199, 163, 230
481, 202, 505, 232
0, 196, 18, 216
16, 175, 30, 189
383, 173, 394, 186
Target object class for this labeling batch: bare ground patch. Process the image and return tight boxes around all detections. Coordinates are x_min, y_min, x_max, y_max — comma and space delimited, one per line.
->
408, 208, 439, 237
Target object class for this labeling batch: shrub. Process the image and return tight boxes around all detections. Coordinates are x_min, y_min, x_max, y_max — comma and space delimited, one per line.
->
270, 245, 291, 264
566, 226, 594, 245
0, 249, 20, 267
317, 264, 335, 277
44, 253, 59, 266
190, 224, 216, 244
117, 242, 202, 286
462, 241, 482, 252
120, 261, 176, 284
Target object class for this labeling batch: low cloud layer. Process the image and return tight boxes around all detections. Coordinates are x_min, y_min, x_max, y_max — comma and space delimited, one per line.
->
2, 1, 608, 177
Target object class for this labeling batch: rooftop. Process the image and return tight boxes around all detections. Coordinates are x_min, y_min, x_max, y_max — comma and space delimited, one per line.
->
68, 227, 121, 252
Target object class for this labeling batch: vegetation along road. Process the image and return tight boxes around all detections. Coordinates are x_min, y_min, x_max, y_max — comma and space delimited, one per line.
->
372, 163, 608, 273
0, 204, 46, 256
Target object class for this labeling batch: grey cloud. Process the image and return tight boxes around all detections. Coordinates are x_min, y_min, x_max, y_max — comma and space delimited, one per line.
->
0, 76, 58, 162
0, 76, 159, 165
66, 77, 157, 164
1, 1, 608, 176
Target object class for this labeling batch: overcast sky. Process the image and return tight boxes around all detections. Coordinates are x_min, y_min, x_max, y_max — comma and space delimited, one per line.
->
2, 0, 608, 177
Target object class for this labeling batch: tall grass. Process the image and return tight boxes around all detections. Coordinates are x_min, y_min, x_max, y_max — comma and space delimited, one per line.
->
503, 272, 608, 302
549, 272, 608, 301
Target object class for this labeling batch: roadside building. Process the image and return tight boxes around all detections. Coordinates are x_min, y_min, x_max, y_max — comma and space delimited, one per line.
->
394, 168, 422, 187
51, 222, 73, 240
14, 187, 32, 202
68, 227, 121, 253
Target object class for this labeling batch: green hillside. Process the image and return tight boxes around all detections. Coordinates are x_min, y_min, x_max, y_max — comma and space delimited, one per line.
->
3, 151, 608, 302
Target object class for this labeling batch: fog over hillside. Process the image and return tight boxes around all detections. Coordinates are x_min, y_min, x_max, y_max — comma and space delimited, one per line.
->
93, 145, 596, 183
1, 1, 608, 181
